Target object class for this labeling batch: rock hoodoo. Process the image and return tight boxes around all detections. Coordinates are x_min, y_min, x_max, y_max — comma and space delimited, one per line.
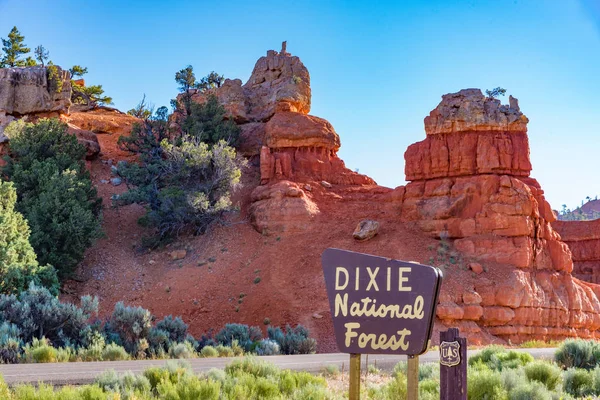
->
176, 43, 371, 185
178, 43, 374, 234
399, 89, 600, 342
405, 89, 531, 180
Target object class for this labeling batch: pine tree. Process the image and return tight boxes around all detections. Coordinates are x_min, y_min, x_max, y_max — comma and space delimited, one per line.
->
69, 65, 113, 106
0, 26, 31, 67
0, 181, 58, 294
34, 45, 49, 67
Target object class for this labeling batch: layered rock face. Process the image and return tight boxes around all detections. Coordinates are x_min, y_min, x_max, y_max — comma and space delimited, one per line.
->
554, 220, 600, 284
400, 89, 600, 342
0, 66, 71, 116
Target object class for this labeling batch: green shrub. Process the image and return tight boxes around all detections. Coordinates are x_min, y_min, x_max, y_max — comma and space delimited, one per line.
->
169, 341, 195, 359
155, 315, 188, 344
256, 339, 281, 356
0, 376, 10, 400
180, 94, 240, 147
216, 323, 256, 351
501, 368, 528, 393
56, 346, 74, 362
116, 135, 246, 246
105, 301, 152, 354
206, 367, 226, 382
200, 345, 218, 358
321, 364, 339, 377
23, 337, 57, 363
555, 339, 600, 370
143, 367, 171, 391
0, 322, 22, 363
467, 366, 508, 400
469, 345, 506, 365
3, 118, 102, 279
224, 357, 280, 379
394, 361, 439, 381
290, 383, 332, 400
524, 360, 562, 390
120, 371, 152, 395
267, 324, 317, 355
370, 372, 408, 399
2, 359, 337, 398
157, 374, 221, 400
95, 369, 120, 392
563, 367, 594, 397
0, 285, 98, 349
96, 370, 151, 396
509, 380, 553, 400
469, 345, 533, 371
419, 378, 439, 398
0, 181, 58, 295
101, 343, 129, 361
215, 344, 234, 357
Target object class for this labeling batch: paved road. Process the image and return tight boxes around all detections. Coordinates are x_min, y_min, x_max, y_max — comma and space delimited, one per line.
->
0, 348, 557, 386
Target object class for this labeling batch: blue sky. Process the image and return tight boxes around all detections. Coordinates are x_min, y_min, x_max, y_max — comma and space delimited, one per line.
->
1, 0, 599, 210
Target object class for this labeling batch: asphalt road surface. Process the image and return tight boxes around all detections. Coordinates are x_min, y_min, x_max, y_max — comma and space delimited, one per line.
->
0, 348, 557, 386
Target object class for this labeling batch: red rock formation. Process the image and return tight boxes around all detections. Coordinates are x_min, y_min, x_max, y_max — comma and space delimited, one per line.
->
170, 44, 374, 233
67, 124, 101, 160
172, 43, 372, 185
400, 89, 600, 343
554, 220, 600, 284
66, 107, 139, 137
405, 89, 532, 180
249, 180, 320, 235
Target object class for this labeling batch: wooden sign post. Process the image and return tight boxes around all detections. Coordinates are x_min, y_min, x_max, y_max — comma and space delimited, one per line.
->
322, 248, 443, 399
349, 353, 361, 400
439, 328, 467, 399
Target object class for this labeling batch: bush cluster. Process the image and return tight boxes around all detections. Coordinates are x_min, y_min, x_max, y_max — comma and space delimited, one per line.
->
267, 324, 318, 355
468, 345, 534, 371
117, 134, 246, 247
2, 118, 102, 279
555, 338, 600, 370
0, 284, 317, 365
1, 358, 330, 399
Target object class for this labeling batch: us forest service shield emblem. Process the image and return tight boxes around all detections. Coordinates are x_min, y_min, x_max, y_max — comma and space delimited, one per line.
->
440, 341, 461, 367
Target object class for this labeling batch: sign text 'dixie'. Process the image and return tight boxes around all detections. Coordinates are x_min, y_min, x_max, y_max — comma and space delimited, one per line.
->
322, 248, 442, 355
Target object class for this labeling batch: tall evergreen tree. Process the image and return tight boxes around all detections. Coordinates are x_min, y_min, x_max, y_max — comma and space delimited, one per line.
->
0, 181, 58, 294
0, 26, 31, 67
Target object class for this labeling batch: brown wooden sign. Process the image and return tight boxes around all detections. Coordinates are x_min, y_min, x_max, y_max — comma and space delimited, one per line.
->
322, 248, 442, 355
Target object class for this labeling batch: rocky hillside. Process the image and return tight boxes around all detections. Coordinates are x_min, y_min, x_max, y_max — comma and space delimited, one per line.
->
0, 65, 139, 162
4, 44, 600, 351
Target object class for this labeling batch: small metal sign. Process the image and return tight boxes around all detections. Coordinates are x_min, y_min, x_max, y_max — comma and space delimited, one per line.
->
440, 340, 461, 367
322, 248, 443, 355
